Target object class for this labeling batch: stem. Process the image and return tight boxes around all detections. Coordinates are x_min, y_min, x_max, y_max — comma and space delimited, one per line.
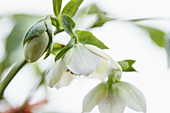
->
0, 60, 27, 98
71, 32, 79, 44
54, 29, 64, 35
107, 74, 114, 91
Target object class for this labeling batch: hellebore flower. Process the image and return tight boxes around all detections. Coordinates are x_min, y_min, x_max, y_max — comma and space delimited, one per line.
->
23, 17, 53, 62
83, 82, 146, 113
46, 43, 121, 88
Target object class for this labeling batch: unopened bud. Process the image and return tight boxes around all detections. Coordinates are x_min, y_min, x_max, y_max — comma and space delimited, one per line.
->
23, 17, 53, 62
24, 32, 49, 62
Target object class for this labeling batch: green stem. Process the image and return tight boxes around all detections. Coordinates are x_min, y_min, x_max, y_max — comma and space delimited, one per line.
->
71, 32, 79, 44
0, 60, 27, 99
107, 74, 114, 91
54, 28, 64, 35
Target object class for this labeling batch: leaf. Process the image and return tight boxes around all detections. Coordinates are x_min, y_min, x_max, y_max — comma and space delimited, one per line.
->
55, 38, 75, 61
91, 13, 115, 28
77, 3, 103, 16
76, 3, 115, 28
137, 25, 165, 47
52, 42, 65, 55
75, 30, 108, 49
61, 15, 75, 36
118, 60, 136, 72
128, 18, 157, 22
53, 0, 62, 17
86, 4, 102, 14
61, 0, 83, 17
50, 17, 58, 27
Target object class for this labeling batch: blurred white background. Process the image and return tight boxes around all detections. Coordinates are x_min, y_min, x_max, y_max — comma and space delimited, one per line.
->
1, 0, 170, 113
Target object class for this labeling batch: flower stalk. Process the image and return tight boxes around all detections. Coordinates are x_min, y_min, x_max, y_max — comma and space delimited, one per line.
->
107, 74, 114, 91
0, 60, 27, 99
71, 32, 79, 44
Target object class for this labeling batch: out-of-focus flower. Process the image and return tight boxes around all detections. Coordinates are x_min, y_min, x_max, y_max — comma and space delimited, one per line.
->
83, 82, 146, 113
23, 17, 53, 62
46, 43, 121, 88
0, 99, 48, 113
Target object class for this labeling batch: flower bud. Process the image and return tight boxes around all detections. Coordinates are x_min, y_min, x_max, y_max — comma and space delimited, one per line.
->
24, 32, 49, 62
23, 17, 53, 62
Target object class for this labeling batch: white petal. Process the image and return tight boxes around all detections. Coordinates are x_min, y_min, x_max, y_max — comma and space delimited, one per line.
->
85, 44, 108, 59
83, 83, 107, 112
46, 48, 74, 88
55, 70, 75, 89
85, 44, 121, 70
90, 58, 113, 81
116, 82, 146, 112
98, 90, 125, 113
106, 55, 122, 70
67, 45, 101, 75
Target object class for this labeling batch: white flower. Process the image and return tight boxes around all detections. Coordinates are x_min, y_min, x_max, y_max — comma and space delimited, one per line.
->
83, 82, 146, 113
46, 44, 121, 88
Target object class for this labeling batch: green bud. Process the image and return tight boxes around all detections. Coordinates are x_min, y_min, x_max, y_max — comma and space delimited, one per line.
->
23, 17, 53, 62
24, 32, 49, 62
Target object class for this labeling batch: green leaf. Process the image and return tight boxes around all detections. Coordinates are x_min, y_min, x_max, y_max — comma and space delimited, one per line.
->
137, 25, 165, 47
75, 3, 114, 28
86, 4, 102, 14
128, 18, 156, 22
50, 17, 58, 27
53, 0, 62, 17
75, 30, 108, 49
61, 0, 83, 17
118, 60, 136, 72
55, 38, 75, 61
52, 42, 65, 55
61, 15, 75, 36
77, 3, 102, 16
91, 13, 115, 28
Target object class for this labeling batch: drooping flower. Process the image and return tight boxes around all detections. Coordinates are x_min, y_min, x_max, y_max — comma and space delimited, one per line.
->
23, 16, 53, 62
46, 43, 121, 88
83, 82, 146, 113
